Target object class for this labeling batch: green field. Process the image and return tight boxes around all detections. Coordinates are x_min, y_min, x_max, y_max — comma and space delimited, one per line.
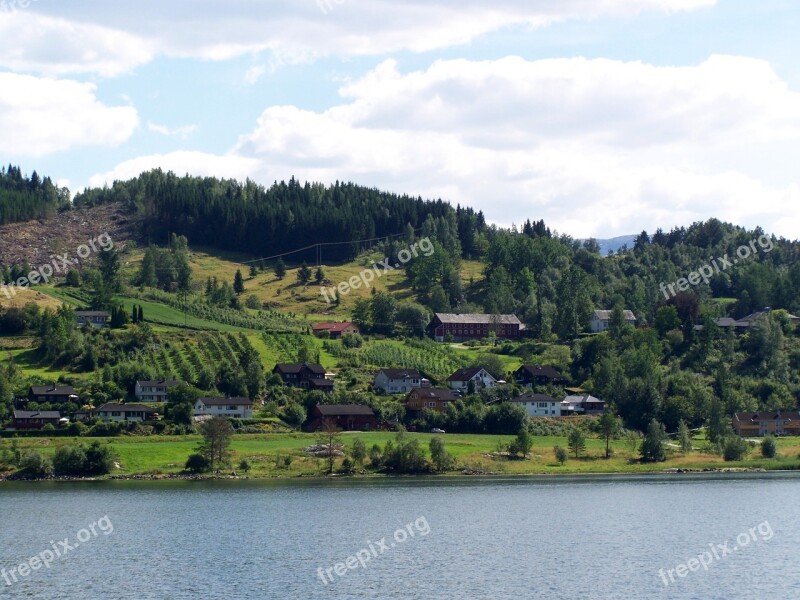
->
3, 433, 798, 480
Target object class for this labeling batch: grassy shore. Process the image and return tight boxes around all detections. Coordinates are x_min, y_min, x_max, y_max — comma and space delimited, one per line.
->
3, 432, 799, 480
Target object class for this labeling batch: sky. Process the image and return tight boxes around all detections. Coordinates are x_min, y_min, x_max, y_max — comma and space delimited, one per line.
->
1, 0, 799, 239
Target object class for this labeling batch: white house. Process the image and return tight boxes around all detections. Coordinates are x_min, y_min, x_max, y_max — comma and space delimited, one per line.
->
561, 395, 605, 415
95, 403, 157, 422
194, 397, 253, 419
511, 393, 562, 417
589, 309, 636, 333
373, 369, 427, 394
446, 367, 497, 392
135, 380, 182, 403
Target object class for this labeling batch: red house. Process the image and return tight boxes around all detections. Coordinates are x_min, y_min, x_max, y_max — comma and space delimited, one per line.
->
312, 322, 359, 339
428, 313, 523, 342
307, 404, 379, 431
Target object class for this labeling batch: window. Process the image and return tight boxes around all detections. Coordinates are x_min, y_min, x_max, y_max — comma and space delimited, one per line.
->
428, 402, 437, 408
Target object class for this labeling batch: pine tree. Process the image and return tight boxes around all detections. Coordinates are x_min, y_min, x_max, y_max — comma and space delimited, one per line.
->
274, 258, 286, 280
233, 270, 245, 295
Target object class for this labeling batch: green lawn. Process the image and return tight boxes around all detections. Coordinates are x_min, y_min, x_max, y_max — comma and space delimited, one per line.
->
4, 432, 799, 480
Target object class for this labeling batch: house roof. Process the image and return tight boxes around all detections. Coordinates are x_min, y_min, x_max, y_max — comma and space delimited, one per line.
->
14, 410, 62, 419
273, 363, 326, 375
96, 403, 157, 413
197, 397, 253, 406
314, 404, 375, 416
592, 310, 636, 321
29, 385, 76, 396
309, 379, 335, 388
377, 368, 422, 380
511, 393, 559, 404
562, 395, 604, 405
734, 410, 800, 422
406, 388, 457, 401
447, 367, 492, 382
75, 311, 110, 317
433, 313, 522, 325
516, 365, 563, 380
312, 322, 357, 332
137, 380, 181, 388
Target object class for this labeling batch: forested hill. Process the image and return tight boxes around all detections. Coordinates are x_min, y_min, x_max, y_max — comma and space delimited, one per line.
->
0, 165, 70, 225
73, 170, 480, 262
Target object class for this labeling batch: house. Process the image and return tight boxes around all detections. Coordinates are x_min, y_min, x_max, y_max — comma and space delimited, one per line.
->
312, 321, 359, 339
28, 385, 78, 404
374, 368, 425, 394
732, 411, 800, 437
514, 365, 566, 389
560, 395, 605, 415
446, 367, 497, 392
404, 388, 458, 416
510, 393, 561, 418
307, 404, 379, 431
589, 310, 636, 333
273, 363, 333, 392
95, 403, 158, 422
11, 410, 62, 430
194, 397, 253, 419
75, 310, 110, 328
135, 380, 181, 403
695, 309, 800, 332
427, 313, 524, 342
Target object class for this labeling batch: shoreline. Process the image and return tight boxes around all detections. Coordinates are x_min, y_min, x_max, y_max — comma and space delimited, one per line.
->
2, 465, 792, 484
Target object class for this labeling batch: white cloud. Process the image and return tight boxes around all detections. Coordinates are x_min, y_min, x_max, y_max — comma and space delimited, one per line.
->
0, 72, 139, 156
0, 12, 154, 77
88, 53, 800, 238
87, 151, 261, 188
0, 0, 714, 76
147, 121, 197, 139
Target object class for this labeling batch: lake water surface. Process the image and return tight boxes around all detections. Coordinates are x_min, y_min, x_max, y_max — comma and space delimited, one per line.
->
1, 473, 798, 599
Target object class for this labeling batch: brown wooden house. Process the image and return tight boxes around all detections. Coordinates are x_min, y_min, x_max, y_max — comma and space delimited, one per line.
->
307, 404, 379, 431
404, 388, 458, 417
272, 363, 333, 391
427, 313, 523, 342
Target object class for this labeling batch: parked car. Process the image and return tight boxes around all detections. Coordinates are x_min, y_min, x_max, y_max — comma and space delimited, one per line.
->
431, 428, 446, 434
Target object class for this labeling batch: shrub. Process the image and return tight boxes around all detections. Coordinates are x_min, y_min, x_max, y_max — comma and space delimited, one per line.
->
761, 436, 778, 459
723, 436, 750, 462
53, 442, 116, 476
553, 446, 568, 465
42, 423, 55, 432
18, 451, 53, 479
238, 458, 251, 473
185, 454, 210, 473
342, 333, 363, 348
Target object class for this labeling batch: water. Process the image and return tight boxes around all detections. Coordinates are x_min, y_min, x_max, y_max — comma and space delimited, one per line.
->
1, 473, 798, 599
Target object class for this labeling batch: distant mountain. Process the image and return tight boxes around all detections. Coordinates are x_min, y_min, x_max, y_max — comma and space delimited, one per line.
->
584, 235, 637, 255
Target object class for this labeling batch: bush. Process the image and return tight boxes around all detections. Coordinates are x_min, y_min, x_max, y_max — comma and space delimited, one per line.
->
42, 423, 55, 432
53, 442, 116, 476
723, 436, 750, 462
342, 333, 363, 348
18, 451, 53, 479
553, 446, 568, 465
761, 436, 778, 459
186, 454, 210, 473
245, 295, 262, 310
238, 458, 251, 473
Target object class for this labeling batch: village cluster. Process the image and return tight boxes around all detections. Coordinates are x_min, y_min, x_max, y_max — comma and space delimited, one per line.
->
5, 307, 795, 437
